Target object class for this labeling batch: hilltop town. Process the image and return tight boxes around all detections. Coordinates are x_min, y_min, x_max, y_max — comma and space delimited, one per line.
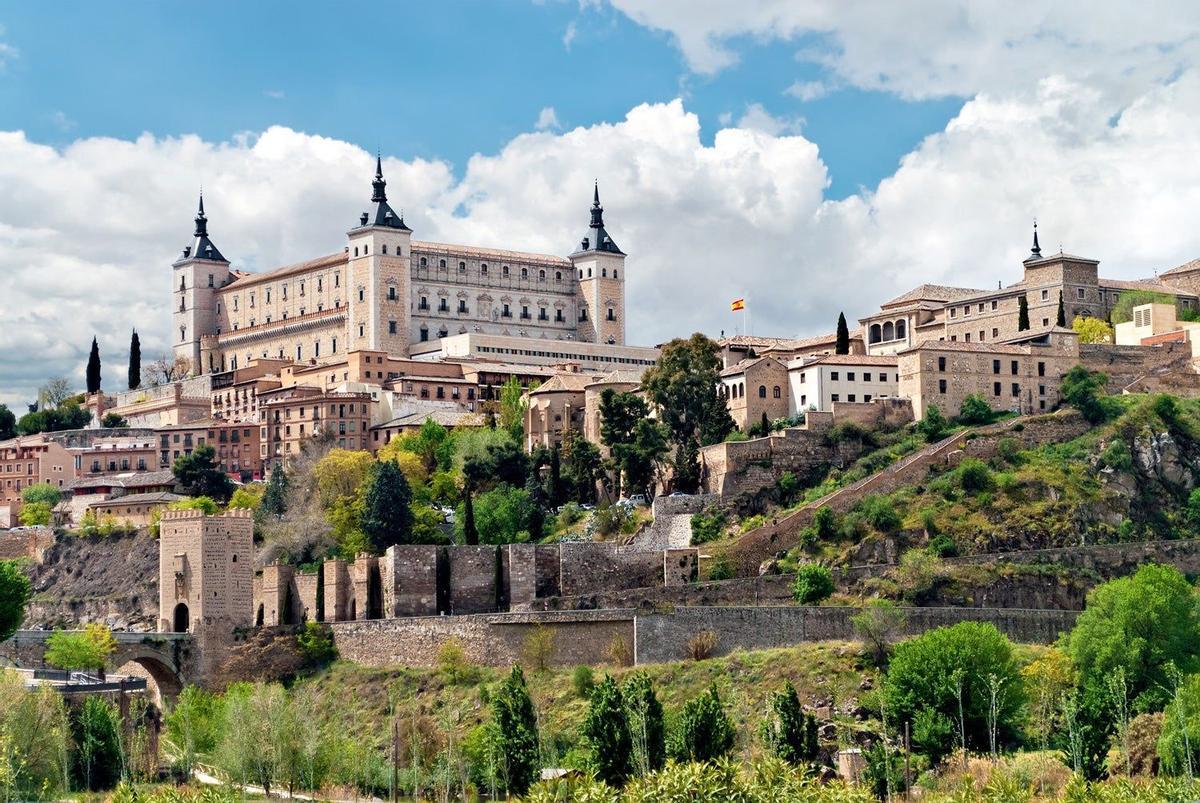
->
8, 165, 1200, 800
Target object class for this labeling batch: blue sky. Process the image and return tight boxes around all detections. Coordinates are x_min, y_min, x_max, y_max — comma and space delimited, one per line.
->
0, 1, 961, 199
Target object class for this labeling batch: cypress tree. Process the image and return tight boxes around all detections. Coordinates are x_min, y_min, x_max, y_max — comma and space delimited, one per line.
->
261, 464, 289, 518
493, 666, 540, 795
361, 460, 414, 551
547, 444, 563, 507
462, 486, 478, 545
582, 676, 634, 786
671, 684, 736, 762
128, 330, 141, 390
1056, 291, 1066, 327
623, 672, 665, 773
85, 337, 101, 394
1018, 296, 1031, 331
524, 472, 547, 541
760, 411, 770, 434
835, 312, 850, 354
762, 681, 813, 764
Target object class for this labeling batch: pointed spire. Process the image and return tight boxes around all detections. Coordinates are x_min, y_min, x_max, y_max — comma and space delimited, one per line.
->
589, 181, 605, 229
194, 191, 208, 237
1030, 219, 1042, 259
371, 154, 387, 204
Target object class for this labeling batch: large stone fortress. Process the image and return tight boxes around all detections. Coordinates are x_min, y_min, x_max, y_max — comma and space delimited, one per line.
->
173, 160, 627, 375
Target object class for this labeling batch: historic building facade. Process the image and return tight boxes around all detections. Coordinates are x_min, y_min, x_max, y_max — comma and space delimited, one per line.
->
173, 162, 628, 376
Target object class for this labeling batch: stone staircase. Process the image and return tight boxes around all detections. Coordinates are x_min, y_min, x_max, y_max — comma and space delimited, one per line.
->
724, 412, 1082, 573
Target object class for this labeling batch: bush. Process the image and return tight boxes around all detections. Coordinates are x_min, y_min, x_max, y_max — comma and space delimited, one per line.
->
1101, 439, 1134, 472
916, 405, 951, 442
884, 621, 1026, 762
995, 437, 1022, 464
792, 564, 834, 605
20, 484, 62, 507
927, 534, 959, 558
957, 395, 994, 425
607, 634, 633, 667
1159, 677, 1200, 775
686, 629, 718, 661
436, 637, 474, 684
295, 622, 337, 667
571, 665, 596, 698
690, 506, 726, 545
892, 548, 943, 602
812, 506, 837, 540
857, 495, 901, 533
851, 599, 907, 667
522, 625, 556, 673
707, 554, 734, 581
670, 685, 736, 762
958, 458, 993, 493
1062, 365, 1114, 424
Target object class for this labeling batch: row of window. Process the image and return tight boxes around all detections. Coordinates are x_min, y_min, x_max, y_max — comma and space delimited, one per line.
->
949, 299, 1001, 318
936, 379, 1049, 399
826, 371, 889, 383
413, 258, 619, 283
826, 393, 881, 404
722, 383, 783, 399
868, 320, 907, 344
935, 356, 1046, 376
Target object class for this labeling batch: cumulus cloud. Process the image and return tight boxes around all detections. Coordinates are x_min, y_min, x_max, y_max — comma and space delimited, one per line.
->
534, 106, 562, 131
4, 71, 1200, 407
605, 0, 1200, 101
562, 20, 577, 50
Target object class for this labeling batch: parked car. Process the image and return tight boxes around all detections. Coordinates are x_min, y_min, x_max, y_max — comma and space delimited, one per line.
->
627, 494, 648, 506
668, 491, 690, 498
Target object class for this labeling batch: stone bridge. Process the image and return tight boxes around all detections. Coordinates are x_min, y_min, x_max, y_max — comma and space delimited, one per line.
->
0, 630, 194, 702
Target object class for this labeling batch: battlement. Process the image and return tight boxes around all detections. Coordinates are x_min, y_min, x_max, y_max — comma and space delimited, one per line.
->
160, 507, 254, 522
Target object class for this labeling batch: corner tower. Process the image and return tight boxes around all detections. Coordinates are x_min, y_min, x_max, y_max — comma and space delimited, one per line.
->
172, 194, 232, 375
570, 183, 626, 345
347, 156, 412, 353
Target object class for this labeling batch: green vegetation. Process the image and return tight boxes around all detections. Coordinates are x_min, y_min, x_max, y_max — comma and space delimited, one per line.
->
44, 622, 117, 673
791, 563, 834, 604
172, 443, 234, 502
582, 675, 634, 786
761, 681, 819, 765
0, 559, 32, 641
669, 684, 736, 762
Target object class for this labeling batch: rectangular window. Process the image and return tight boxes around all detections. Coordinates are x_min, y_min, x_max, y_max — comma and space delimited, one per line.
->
1038, 361, 1045, 377
949, 308, 957, 318
1041, 289, 1049, 300
964, 306, 970, 316
1078, 287, 1085, 299
991, 300, 998, 310
831, 393, 839, 402
847, 372, 856, 381
937, 357, 946, 371
388, 321, 397, 334
1012, 383, 1020, 397
1011, 360, 1019, 375
993, 359, 1001, 374
863, 373, 871, 382
993, 381, 1001, 396
830, 371, 839, 380
1039, 384, 1046, 396
992, 328, 999, 338
965, 333, 971, 342
848, 394, 856, 402
1042, 318, 1050, 327
938, 379, 947, 394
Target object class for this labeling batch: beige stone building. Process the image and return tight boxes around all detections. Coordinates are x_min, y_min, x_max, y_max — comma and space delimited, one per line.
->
524, 373, 597, 450
717, 332, 864, 369
158, 508, 254, 633
1115, 302, 1200, 356
173, 164, 629, 376
720, 356, 790, 431
156, 420, 263, 480
259, 386, 373, 469
862, 228, 1200, 355
897, 328, 1080, 420
0, 436, 74, 526
787, 354, 899, 413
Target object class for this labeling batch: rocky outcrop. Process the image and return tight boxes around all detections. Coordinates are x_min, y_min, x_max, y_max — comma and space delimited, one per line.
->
1133, 431, 1195, 490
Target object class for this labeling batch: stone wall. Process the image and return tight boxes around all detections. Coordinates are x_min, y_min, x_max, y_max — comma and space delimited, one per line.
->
699, 427, 861, 498
446, 546, 500, 614
0, 528, 54, 561
632, 606, 1078, 664
626, 494, 717, 552
329, 609, 635, 668
559, 543, 665, 597
1081, 343, 1192, 391
829, 398, 914, 429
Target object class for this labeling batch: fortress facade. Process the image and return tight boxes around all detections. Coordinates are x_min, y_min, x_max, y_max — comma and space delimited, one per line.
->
173, 160, 627, 375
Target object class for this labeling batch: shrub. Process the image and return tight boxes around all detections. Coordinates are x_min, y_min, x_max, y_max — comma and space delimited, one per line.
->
812, 506, 838, 540
594, 503, 634, 537
884, 621, 1026, 762
995, 437, 1022, 464
295, 622, 337, 667
556, 502, 584, 529
1101, 439, 1134, 472
958, 458, 992, 493
686, 629, 718, 661
690, 506, 726, 545
893, 549, 943, 602
916, 405, 951, 442
436, 637, 474, 684
858, 495, 901, 533
1062, 365, 1113, 424
607, 634, 633, 667
792, 564, 834, 605
1159, 676, 1200, 775
927, 534, 959, 558
707, 554, 734, 581
851, 599, 907, 667
761, 681, 819, 765
581, 675, 634, 787
571, 665, 596, 698
775, 472, 800, 503
20, 484, 62, 507
18, 501, 52, 527
522, 625, 556, 673
957, 395, 994, 425
670, 685, 736, 762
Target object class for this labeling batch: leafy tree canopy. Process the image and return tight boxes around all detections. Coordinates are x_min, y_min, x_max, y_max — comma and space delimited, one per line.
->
0, 560, 32, 641
1072, 315, 1114, 344
641, 333, 735, 448
44, 623, 117, 673
173, 443, 234, 502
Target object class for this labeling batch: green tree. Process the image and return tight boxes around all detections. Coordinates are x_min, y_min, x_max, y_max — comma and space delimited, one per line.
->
1018, 295, 1030, 331
762, 681, 818, 765
1061, 365, 1112, 424
835, 312, 851, 354
1067, 564, 1200, 713
0, 560, 32, 641
1073, 315, 1115, 344
261, 464, 289, 518
216, 682, 288, 796
128, 329, 141, 390
456, 486, 535, 544
100, 412, 127, 428
17, 401, 91, 435
599, 389, 668, 498
1057, 291, 1067, 327
22, 482, 63, 512
17, 501, 52, 526
851, 599, 907, 667
623, 672, 666, 775
582, 675, 634, 786
1157, 672, 1200, 775
0, 672, 71, 799
44, 623, 117, 674
792, 564, 834, 604
957, 394, 993, 425
462, 486, 479, 545
671, 684, 736, 763
492, 666, 540, 795
360, 459, 414, 552
562, 432, 603, 504
173, 443, 234, 502
169, 495, 219, 515
915, 404, 950, 442
1110, 290, 1179, 324
884, 621, 1025, 761
70, 695, 122, 791
0, 404, 15, 440
499, 375, 528, 443
85, 336, 101, 394
165, 685, 225, 776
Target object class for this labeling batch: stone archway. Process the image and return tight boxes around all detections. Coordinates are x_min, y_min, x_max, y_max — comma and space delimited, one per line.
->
115, 655, 183, 707
173, 603, 190, 633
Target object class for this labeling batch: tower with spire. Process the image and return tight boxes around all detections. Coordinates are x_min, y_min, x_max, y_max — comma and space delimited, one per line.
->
570, 182, 627, 345
173, 193, 232, 374
346, 156, 412, 353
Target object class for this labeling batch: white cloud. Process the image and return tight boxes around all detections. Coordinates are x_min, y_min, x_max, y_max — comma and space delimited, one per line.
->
785, 80, 832, 102
562, 20, 577, 50
736, 103, 803, 136
605, 0, 1200, 102
263, 89, 286, 100
4, 74, 1200, 408
49, 111, 75, 132
535, 106, 562, 131
0, 41, 17, 71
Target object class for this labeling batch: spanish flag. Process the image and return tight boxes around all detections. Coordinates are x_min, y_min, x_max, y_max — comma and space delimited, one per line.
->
730, 298, 745, 312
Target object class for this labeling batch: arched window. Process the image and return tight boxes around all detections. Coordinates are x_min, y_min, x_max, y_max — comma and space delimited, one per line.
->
614, 270, 618, 279
173, 602, 190, 633
481, 264, 488, 275
555, 271, 562, 282
739, 383, 745, 398
882, 321, 895, 341
521, 267, 528, 279
438, 327, 448, 338
382, 244, 388, 254
896, 319, 907, 339
353, 247, 359, 257
539, 269, 546, 281
869, 323, 882, 343
420, 257, 427, 267
773, 386, 781, 398
758, 385, 767, 398
502, 265, 509, 276
439, 259, 446, 268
